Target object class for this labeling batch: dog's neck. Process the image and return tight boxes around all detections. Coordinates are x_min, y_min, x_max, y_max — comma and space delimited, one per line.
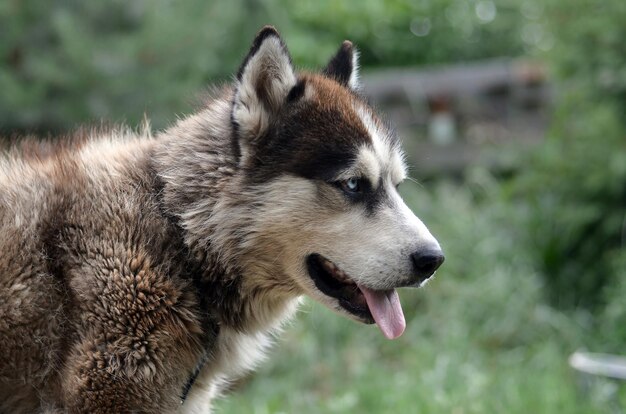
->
152, 95, 300, 334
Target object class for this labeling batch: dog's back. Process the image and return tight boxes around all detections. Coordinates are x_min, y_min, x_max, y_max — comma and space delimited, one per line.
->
0, 141, 68, 412
0, 133, 207, 412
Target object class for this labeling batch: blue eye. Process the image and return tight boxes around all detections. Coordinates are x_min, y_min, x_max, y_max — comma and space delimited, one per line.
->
342, 177, 361, 193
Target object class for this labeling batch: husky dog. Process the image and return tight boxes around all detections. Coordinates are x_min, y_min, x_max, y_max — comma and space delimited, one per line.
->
0, 26, 444, 413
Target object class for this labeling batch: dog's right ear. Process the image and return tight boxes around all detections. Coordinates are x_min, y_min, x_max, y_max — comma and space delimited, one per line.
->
323, 40, 360, 91
232, 26, 297, 147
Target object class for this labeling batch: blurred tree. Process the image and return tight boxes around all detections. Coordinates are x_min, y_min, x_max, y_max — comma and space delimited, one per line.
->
508, 0, 626, 313
0, 0, 533, 133
0, 0, 268, 133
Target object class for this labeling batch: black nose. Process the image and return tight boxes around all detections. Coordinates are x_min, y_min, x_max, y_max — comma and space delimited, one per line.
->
411, 249, 445, 280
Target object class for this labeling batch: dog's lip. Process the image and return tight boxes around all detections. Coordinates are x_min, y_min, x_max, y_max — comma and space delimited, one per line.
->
306, 253, 407, 339
306, 253, 374, 323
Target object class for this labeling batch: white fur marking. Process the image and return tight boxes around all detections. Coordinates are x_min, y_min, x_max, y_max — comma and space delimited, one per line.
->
354, 105, 407, 185
349, 48, 361, 90
356, 147, 381, 189
181, 298, 300, 413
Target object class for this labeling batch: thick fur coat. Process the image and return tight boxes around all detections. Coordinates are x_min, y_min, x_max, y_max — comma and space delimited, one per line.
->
0, 27, 443, 413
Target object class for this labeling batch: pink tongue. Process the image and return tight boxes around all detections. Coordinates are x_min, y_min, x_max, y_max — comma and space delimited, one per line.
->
358, 286, 406, 340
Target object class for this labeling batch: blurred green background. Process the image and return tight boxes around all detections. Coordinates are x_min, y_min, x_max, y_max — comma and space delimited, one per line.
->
2, 0, 625, 412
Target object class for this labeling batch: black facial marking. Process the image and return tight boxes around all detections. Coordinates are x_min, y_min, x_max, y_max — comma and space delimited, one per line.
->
295, 150, 357, 182
336, 176, 388, 215
245, 101, 371, 184
364, 182, 388, 215
240, 89, 395, 218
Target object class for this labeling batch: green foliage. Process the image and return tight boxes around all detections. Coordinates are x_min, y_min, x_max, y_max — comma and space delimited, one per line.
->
264, 0, 529, 68
509, 103, 626, 310
505, 0, 626, 311
0, 0, 535, 134
541, 0, 626, 118
0, 0, 267, 133
600, 257, 626, 351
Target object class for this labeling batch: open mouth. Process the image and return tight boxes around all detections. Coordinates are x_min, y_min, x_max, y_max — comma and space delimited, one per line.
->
306, 253, 406, 340
306, 253, 373, 322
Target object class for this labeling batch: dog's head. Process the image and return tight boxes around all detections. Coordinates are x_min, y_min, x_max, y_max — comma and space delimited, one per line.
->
229, 27, 443, 339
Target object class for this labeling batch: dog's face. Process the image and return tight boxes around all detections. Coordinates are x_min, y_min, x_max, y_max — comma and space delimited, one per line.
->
231, 27, 443, 339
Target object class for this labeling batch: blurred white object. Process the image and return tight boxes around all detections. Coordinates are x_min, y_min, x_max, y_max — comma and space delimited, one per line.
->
428, 95, 457, 146
428, 112, 456, 146
569, 351, 626, 380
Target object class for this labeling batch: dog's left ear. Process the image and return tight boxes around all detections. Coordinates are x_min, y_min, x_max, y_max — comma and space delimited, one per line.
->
232, 26, 297, 144
323, 40, 361, 91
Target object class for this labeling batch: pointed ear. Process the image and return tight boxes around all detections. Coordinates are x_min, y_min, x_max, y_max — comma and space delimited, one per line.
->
232, 26, 297, 141
323, 40, 360, 90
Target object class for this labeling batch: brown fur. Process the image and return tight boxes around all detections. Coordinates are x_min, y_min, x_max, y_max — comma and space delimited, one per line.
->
0, 27, 438, 413
0, 130, 212, 412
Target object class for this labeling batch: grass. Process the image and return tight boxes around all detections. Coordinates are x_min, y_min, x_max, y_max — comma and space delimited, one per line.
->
216, 177, 621, 413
